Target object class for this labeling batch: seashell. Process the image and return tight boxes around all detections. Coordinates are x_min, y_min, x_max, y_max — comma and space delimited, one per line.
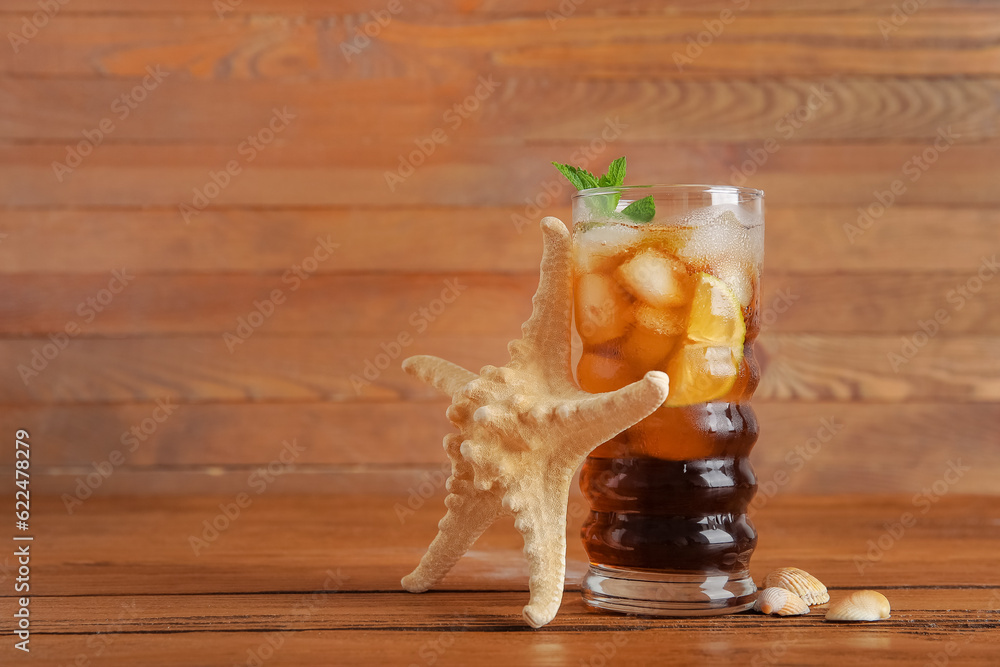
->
762, 567, 830, 606
825, 590, 891, 622
753, 587, 810, 616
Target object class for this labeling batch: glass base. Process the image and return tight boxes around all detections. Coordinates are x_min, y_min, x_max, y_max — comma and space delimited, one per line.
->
581, 565, 757, 616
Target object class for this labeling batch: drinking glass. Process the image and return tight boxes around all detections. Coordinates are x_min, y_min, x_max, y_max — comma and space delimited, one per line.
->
572, 185, 764, 615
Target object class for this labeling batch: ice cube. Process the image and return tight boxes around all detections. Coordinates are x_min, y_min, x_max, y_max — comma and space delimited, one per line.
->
574, 223, 642, 274
674, 207, 762, 308
621, 326, 678, 370
704, 345, 737, 377
575, 273, 632, 345
577, 352, 638, 393
715, 265, 756, 309
677, 209, 763, 267
615, 249, 689, 308
634, 305, 686, 337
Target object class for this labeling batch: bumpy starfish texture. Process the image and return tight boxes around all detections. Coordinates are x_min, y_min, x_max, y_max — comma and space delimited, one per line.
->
400, 216, 670, 628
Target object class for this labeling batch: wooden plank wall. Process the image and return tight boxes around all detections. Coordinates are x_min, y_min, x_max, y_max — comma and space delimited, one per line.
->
0, 1, 998, 497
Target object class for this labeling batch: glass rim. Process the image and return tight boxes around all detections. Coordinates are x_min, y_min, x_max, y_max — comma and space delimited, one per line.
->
572, 184, 764, 201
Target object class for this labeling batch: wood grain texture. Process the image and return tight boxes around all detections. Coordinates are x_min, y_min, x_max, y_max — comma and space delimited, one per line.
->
10, 629, 1000, 667
0, 206, 996, 273
2, 77, 996, 142
0, 0, 990, 13
6, 494, 999, 595
755, 334, 1000, 401
2, 334, 999, 403
5, 402, 998, 494
3, 0, 998, 494
2, 142, 994, 207
485, 13, 1000, 78
18, 589, 1000, 633
3, 12, 1000, 79
31, 467, 468, 498
1, 3, 998, 663
0, 494, 998, 665
2, 271, 999, 335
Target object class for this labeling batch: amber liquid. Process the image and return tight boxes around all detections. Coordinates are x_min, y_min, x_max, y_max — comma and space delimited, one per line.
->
579, 323, 761, 574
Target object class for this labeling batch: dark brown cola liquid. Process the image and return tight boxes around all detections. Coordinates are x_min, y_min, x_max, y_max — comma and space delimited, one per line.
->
581, 455, 758, 572
580, 403, 759, 573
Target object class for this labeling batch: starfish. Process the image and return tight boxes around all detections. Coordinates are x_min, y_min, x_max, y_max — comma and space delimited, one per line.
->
400, 216, 670, 628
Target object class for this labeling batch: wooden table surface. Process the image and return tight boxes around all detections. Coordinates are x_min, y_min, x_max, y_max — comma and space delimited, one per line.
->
2, 493, 999, 666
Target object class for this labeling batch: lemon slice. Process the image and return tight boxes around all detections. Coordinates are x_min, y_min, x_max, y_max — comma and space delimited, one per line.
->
665, 273, 746, 407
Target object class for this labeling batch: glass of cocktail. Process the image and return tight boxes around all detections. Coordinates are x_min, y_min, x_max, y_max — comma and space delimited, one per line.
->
572, 185, 764, 615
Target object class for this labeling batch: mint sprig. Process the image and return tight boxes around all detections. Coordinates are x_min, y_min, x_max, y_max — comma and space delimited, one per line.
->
551, 163, 599, 190
621, 195, 655, 223
597, 156, 626, 188
552, 156, 655, 223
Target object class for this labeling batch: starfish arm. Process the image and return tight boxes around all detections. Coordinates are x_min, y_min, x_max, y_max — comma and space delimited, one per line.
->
508, 217, 575, 386
560, 370, 670, 460
401, 490, 503, 592
510, 477, 573, 628
402, 355, 477, 397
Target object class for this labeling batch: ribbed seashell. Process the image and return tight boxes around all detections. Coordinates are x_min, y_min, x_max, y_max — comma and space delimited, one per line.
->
762, 567, 830, 605
825, 590, 891, 622
753, 587, 810, 616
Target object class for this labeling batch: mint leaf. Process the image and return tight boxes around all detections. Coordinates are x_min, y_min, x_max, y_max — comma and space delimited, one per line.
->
598, 156, 626, 188
576, 169, 599, 189
552, 162, 599, 190
553, 157, 646, 221
621, 195, 655, 223
596, 157, 627, 213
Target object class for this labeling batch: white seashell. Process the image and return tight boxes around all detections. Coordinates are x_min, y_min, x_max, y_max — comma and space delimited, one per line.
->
762, 567, 830, 606
825, 590, 891, 622
753, 587, 810, 616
